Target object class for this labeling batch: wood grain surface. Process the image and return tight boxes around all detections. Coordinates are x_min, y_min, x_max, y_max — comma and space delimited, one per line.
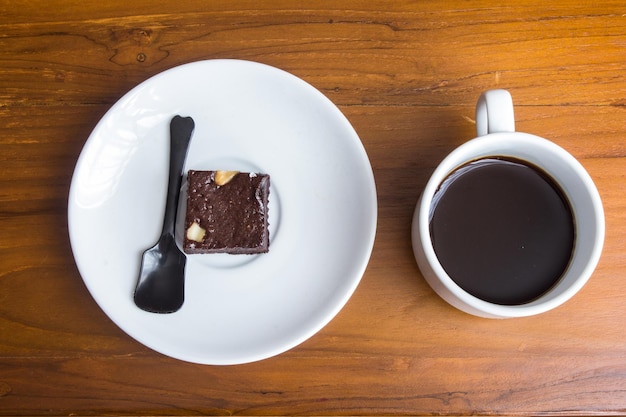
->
1, 1, 625, 415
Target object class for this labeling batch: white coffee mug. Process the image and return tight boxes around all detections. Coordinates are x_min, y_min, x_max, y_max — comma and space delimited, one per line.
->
411, 89, 605, 318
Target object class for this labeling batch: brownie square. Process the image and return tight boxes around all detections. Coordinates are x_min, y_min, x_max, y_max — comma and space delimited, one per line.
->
183, 170, 270, 254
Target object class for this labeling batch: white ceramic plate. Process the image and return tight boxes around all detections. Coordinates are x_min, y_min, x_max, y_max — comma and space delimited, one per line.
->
68, 60, 377, 365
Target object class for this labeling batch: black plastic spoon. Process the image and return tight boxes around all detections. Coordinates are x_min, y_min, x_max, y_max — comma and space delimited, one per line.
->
133, 115, 195, 313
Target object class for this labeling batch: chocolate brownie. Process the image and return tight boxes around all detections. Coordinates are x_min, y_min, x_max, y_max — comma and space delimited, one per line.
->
183, 170, 270, 254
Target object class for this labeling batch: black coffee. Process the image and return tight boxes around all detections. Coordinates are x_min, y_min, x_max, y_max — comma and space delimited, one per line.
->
429, 157, 575, 305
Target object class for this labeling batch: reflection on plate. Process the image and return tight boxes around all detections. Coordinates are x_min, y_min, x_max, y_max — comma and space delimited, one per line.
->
68, 59, 377, 365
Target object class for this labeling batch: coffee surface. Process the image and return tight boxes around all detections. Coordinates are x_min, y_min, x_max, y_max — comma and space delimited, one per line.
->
429, 157, 574, 305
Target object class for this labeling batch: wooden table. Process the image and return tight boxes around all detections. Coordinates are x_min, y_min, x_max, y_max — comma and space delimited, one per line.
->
2, 1, 625, 415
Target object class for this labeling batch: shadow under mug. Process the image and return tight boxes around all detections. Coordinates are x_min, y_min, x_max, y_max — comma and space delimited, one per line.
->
411, 89, 605, 318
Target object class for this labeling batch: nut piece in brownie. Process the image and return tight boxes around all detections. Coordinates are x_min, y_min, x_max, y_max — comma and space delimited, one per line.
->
183, 170, 270, 254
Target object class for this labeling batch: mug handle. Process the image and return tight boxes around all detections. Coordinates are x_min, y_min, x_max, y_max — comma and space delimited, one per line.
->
475, 89, 516, 136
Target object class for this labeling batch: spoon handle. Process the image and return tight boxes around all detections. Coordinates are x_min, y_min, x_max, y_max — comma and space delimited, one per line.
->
162, 115, 195, 236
